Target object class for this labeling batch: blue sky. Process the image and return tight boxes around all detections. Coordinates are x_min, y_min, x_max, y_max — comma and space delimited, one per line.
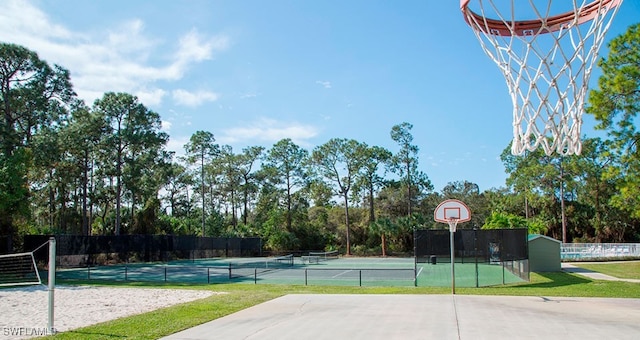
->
1, 0, 638, 192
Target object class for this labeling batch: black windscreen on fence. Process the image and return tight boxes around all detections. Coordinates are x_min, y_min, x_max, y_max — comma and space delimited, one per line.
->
415, 228, 528, 262
0, 236, 9, 255
415, 228, 530, 284
24, 235, 262, 266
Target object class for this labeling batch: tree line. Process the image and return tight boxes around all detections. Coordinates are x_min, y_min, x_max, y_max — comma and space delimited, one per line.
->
1, 24, 639, 254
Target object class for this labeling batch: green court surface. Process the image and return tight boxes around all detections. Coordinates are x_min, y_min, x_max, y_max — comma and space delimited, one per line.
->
55, 256, 527, 287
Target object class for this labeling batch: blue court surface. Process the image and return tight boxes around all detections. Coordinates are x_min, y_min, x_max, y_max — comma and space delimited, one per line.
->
161, 294, 640, 340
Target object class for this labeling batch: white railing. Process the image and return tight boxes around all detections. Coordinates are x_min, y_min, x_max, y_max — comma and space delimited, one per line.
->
561, 243, 640, 260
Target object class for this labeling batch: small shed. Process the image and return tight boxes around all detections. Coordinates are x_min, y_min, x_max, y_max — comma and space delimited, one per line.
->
528, 234, 561, 272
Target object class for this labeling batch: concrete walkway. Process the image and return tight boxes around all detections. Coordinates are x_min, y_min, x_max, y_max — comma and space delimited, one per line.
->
159, 263, 640, 340
562, 262, 640, 283
161, 294, 640, 340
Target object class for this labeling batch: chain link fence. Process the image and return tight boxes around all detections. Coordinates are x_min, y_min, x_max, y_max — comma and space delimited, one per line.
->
415, 228, 529, 285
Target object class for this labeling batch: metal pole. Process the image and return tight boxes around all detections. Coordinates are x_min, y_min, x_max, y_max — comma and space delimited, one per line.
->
413, 227, 418, 287
474, 226, 479, 288
502, 261, 506, 285
501, 234, 505, 285
560, 157, 567, 243
48, 237, 56, 334
450, 228, 455, 294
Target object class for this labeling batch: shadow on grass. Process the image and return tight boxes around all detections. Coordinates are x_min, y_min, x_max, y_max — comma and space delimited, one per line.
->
61, 330, 127, 338
515, 272, 591, 289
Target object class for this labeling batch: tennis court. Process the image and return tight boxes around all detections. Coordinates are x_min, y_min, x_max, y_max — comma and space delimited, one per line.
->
55, 252, 527, 287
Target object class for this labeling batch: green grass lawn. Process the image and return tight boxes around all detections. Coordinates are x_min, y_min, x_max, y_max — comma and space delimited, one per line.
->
572, 261, 640, 280
38, 270, 640, 340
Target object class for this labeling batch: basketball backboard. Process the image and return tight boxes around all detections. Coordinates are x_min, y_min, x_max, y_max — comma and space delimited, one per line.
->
434, 199, 471, 223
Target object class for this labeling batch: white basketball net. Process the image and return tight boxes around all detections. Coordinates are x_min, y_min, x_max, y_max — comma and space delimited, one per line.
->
447, 218, 459, 232
461, 0, 623, 155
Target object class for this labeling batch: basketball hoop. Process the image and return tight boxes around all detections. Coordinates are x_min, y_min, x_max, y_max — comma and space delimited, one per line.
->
460, 0, 623, 156
446, 218, 459, 233
434, 199, 471, 295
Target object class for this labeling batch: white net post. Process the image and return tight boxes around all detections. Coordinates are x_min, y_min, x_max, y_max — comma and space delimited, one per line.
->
461, 0, 624, 156
48, 237, 56, 334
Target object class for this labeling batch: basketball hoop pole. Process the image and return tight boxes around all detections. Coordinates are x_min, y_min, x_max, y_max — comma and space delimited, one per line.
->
434, 199, 470, 295
448, 219, 458, 295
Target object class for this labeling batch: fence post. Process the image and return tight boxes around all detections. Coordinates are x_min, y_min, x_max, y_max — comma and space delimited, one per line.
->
474, 227, 479, 288
413, 228, 417, 287
501, 231, 505, 285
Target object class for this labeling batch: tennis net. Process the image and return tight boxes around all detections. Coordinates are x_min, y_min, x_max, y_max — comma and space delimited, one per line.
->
230, 254, 294, 278
308, 250, 339, 261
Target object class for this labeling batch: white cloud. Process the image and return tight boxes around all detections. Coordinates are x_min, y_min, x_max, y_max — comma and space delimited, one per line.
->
161, 121, 172, 132
176, 29, 229, 64
0, 0, 229, 106
136, 88, 167, 107
0, 0, 74, 42
316, 80, 332, 89
219, 118, 319, 147
172, 89, 220, 107
166, 135, 190, 158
